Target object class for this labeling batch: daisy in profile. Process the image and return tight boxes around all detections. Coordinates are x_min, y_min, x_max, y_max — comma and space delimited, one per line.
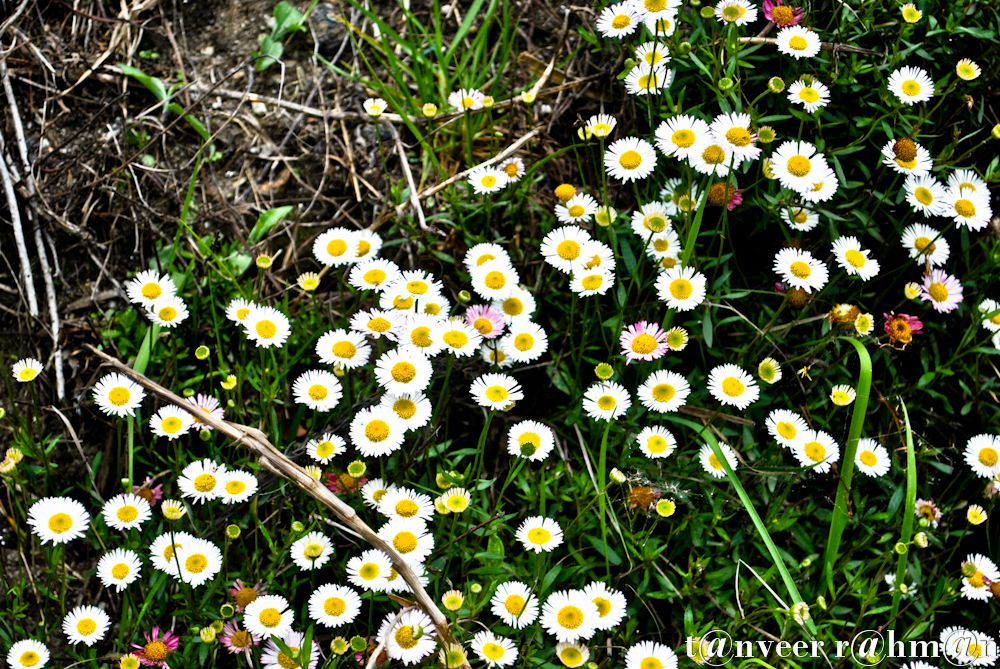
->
765, 410, 806, 449
63, 606, 111, 646
776, 25, 821, 58
178, 458, 226, 504
625, 642, 678, 669
468, 166, 509, 194
491, 581, 539, 628
794, 430, 840, 474
901, 223, 951, 267
354, 229, 382, 258
470, 373, 524, 410
555, 193, 599, 224
605, 137, 657, 182
888, 66, 934, 105
780, 206, 820, 232
903, 175, 948, 217
881, 138, 932, 176
570, 269, 614, 296
378, 519, 435, 564
596, 2, 643, 37
831, 237, 880, 280
364, 97, 387, 117
149, 404, 193, 440
517, 516, 564, 553
620, 321, 668, 363
710, 112, 760, 161
219, 470, 258, 504
471, 260, 518, 301
102, 493, 152, 531
586, 113, 617, 138
93, 372, 145, 417
829, 384, 856, 405
688, 139, 733, 176
540, 590, 600, 642
965, 434, 999, 479
637, 370, 690, 412
378, 609, 438, 665
624, 64, 673, 96
349, 257, 402, 292
787, 79, 830, 113
492, 285, 537, 323
664, 327, 689, 351
707, 364, 759, 410
557, 643, 590, 668
960, 554, 1000, 601
715, 0, 757, 24
261, 632, 319, 669
466, 305, 506, 339
374, 349, 434, 395
316, 329, 372, 369
654, 115, 710, 159
350, 406, 406, 457
949, 167, 988, 194
855, 439, 891, 477
290, 531, 334, 570
773, 247, 828, 293
656, 265, 707, 311
243, 594, 295, 638
699, 442, 738, 478
920, 269, 963, 313
244, 306, 291, 348
635, 425, 677, 459
583, 582, 627, 631
771, 140, 827, 192
441, 487, 471, 513
309, 583, 362, 627
313, 228, 359, 266
541, 226, 592, 273
175, 538, 223, 587
27, 497, 89, 545
6, 640, 49, 669
126, 269, 176, 307
472, 632, 518, 668
944, 186, 992, 231
379, 487, 435, 521
508, 420, 556, 460
147, 296, 188, 328
499, 157, 526, 182
979, 299, 1000, 332
381, 393, 433, 431
968, 505, 988, 525
97, 548, 142, 592
449, 88, 485, 110
956, 58, 981, 81
12, 358, 42, 382
226, 297, 255, 324
306, 433, 345, 464
582, 381, 632, 420
758, 357, 781, 384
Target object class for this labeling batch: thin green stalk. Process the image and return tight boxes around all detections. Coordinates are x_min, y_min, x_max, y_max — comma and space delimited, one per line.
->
889, 399, 917, 627
597, 420, 612, 578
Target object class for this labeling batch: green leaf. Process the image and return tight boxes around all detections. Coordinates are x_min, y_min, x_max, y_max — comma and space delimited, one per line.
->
889, 401, 917, 629
119, 64, 168, 101
274, 1, 306, 38
702, 306, 714, 349
540, 564, 563, 595
586, 535, 622, 565
249, 206, 294, 244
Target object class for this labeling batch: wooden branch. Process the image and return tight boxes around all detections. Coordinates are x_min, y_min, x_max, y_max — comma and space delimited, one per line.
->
83, 344, 467, 665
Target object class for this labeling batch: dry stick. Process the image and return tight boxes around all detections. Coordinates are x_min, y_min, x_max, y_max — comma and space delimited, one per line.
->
735, 36, 882, 56
0, 144, 37, 315
83, 344, 468, 665
388, 123, 432, 233
0, 0, 32, 42
522, 8, 573, 102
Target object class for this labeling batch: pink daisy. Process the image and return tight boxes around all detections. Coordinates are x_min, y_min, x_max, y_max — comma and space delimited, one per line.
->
763, 0, 804, 26
465, 305, 506, 339
220, 621, 259, 659
727, 187, 745, 211
915, 498, 942, 527
619, 321, 669, 364
187, 393, 224, 431
131, 626, 180, 667
229, 578, 268, 613
920, 269, 964, 313
883, 312, 923, 347
132, 476, 164, 506
324, 472, 368, 494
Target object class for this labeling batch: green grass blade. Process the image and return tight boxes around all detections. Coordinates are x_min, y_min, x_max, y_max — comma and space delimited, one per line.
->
821, 336, 873, 594
664, 415, 818, 635
889, 399, 917, 627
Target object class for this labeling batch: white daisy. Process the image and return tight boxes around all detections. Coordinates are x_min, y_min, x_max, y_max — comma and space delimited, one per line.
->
654, 115, 711, 159
361, 478, 397, 509
491, 285, 537, 323
92, 372, 145, 417
244, 305, 291, 348
491, 581, 540, 628
960, 553, 1000, 601
313, 228, 359, 266
27, 497, 90, 545
149, 404, 193, 440
880, 138, 932, 176
354, 229, 383, 259
854, 439, 891, 477
481, 341, 515, 368
348, 257, 402, 292
6, 640, 50, 669
794, 430, 840, 474
350, 406, 406, 457
219, 470, 258, 504
500, 320, 549, 363
900, 222, 949, 266
500, 157, 526, 182
380, 393, 433, 431
540, 590, 600, 642
97, 548, 142, 592
508, 420, 556, 460
378, 609, 437, 665
688, 139, 734, 176
888, 66, 934, 105
710, 112, 760, 161
637, 370, 690, 413
583, 581, 628, 631
555, 194, 599, 225
470, 373, 524, 410
635, 425, 677, 459
780, 206, 820, 231
624, 64, 673, 96
948, 168, 988, 194
175, 537, 223, 587
707, 364, 759, 410
979, 298, 1000, 332
11, 358, 43, 382
379, 488, 435, 522
569, 268, 614, 296
832, 236, 880, 281
625, 641, 678, 669
557, 642, 590, 668
472, 632, 518, 668
290, 531, 334, 570
699, 442, 738, 478
351, 308, 406, 341
771, 140, 828, 193
465, 242, 511, 270
571, 240, 616, 274
102, 493, 152, 531
540, 225, 593, 274
438, 319, 484, 357
945, 186, 992, 231
605, 136, 657, 182
374, 348, 434, 395
346, 549, 394, 592
226, 297, 255, 324
149, 530, 194, 575
399, 313, 446, 356
316, 329, 372, 368
261, 632, 319, 669
964, 434, 1000, 479
306, 432, 345, 464
765, 409, 808, 448
147, 295, 189, 328
244, 594, 295, 638
582, 381, 632, 420
126, 269, 176, 308
773, 247, 829, 293
377, 518, 435, 565
655, 265, 707, 311
643, 12, 678, 36
586, 113, 618, 139
776, 25, 821, 59
177, 458, 226, 504
635, 41, 672, 68
468, 166, 510, 194
798, 164, 839, 203
595, 1, 643, 37
903, 174, 948, 216
309, 583, 362, 627
62, 606, 111, 646
787, 79, 830, 113
471, 259, 519, 301
715, 0, 757, 24
517, 516, 564, 553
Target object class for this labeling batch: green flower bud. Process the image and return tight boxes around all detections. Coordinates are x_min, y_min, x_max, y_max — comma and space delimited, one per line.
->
519, 441, 537, 457
961, 561, 978, 578
0, 407, 6, 420
894, 542, 907, 555
457, 290, 472, 303
199, 627, 216, 643
595, 363, 614, 380
914, 532, 928, 548
291, 520, 306, 534
226, 524, 241, 540
195, 345, 210, 360
182, 388, 196, 397
718, 77, 735, 93
610, 468, 626, 484
768, 76, 786, 93
199, 429, 211, 441
800, 557, 812, 568
816, 595, 827, 611
347, 460, 367, 478
677, 41, 692, 55
332, 637, 349, 655
699, 5, 714, 17
350, 636, 369, 653
993, 124, 1000, 140
220, 603, 235, 618
470, 583, 483, 593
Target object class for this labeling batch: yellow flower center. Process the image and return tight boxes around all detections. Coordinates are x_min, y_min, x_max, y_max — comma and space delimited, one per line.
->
515, 333, 534, 351
117, 505, 139, 522
631, 333, 659, 355
557, 605, 584, 629
641, 659, 664, 669
725, 127, 752, 147
787, 155, 811, 177
109, 386, 131, 406
255, 320, 277, 339
979, 447, 999, 467
798, 87, 819, 103
597, 395, 616, 410
669, 278, 693, 300
357, 240, 372, 256
226, 480, 246, 494
259, 607, 282, 627
900, 79, 921, 96
185, 553, 208, 573
473, 318, 495, 335
365, 420, 390, 442
792, 209, 808, 224
771, 5, 794, 22
327, 239, 348, 256
395, 626, 419, 649
19, 651, 40, 667
447, 494, 468, 511
483, 643, 506, 661
671, 129, 695, 148
396, 499, 419, 516
443, 331, 469, 348
789, 260, 811, 278
927, 282, 949, 303
503, 297, 524, 315
391, 362, 417, 383
611, 14, 631, 29
581, 275, 604, 291
702, 144, 725, 164
141, 282, 162, 300
143, 641, 169, 663
407, 280, 429, 295
504, 164, 519, 177
860, 450, 877, 466
481, 175, 497, 188
709, 453, 723, 469
278, 648, 300, 669
653, 238, 671, 252
505, 595, 526, 615
359, 563, 381, 580
844, 249, 866, 268
112, 563, 130, 579
325, 596, 347, 616
911, 188, 934, 207
969, 571, 985, 588
486, 385, 510, 403
527, 527, 551, 544
557, 240, 581, 261
804, 441, 826, 462
393, 531, 419, 553
788, 35, 808, 50
364, 269, 387, 285
19, 368, 37, 381
722, 377, 745, 397
485, 271, 506, 290
954, 199, 976, 218
568, 205, 586, 218
519, 432, 540, 448
393, 295, 414, 309
333, 341, 357, 359
914, 236, 936, 254
77, 618, 97, 635
161, 416, 183, 434
561, 648, 584, 666
652, 383, 675, 402
647, 436, 668, 453
776, 422, 797, 439
618, 150, 642, 170
394, 398, 417, 419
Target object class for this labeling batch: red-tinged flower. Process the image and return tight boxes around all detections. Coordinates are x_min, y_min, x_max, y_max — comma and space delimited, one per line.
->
763, 0, 804, 26
325, 472, 368, 494
131, 627, 180, 667
132, 477, 163, 506
220, 621, 259, 659
187, 393, 225, 431
620, 321, 669, 364
727, 188, 745, 211
228, 578, 268, 613
884, 312, 923, 346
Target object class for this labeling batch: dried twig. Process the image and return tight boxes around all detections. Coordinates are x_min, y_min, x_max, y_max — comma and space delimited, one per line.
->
0, 144, 37, 315
388, 123, 434, 234
83, 344, 468, 666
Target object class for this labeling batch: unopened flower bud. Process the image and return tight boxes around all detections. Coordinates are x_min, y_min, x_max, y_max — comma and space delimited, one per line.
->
816, 595, 827, 611
894, 542, 907, 555
256, 254, 273, 269
195, 345, 210, 360
595, 363, 614, 380
470, 582, 482, 593
422, 103, 437, 118
482, 96, 494, 109
993, 124, 1000, 140
457, 290, 472, 303
220, 603, 235, 618
350, 636, 368, 653
677, 41, 692, 55
182, 388, 195, 397
961, 561, 978, 578
768, 76, 786, 93
718, 77, 735, 93
610, 468, 626, 484
699, 5, 714, 17
914, 532, 928, 548
348, 460, 367, 478
226, 524, 241, 540
800, 557, 812, 568
332, 638, 348, 655
291, 520, 306, 534
522, 92, 536, 104
200, 627, 216, 643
